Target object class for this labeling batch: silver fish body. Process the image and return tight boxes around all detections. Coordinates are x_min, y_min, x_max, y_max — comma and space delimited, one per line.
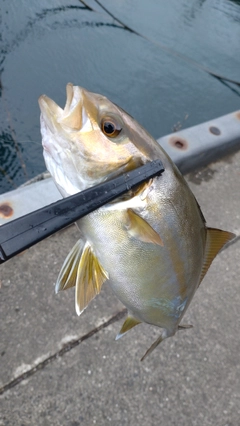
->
39, 84, 234, 359
78, 172, 204, 331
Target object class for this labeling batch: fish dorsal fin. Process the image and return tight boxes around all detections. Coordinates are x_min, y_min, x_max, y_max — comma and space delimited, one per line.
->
199, 227, 235, 286
115, 315, 141, 340
75, 242, 109, 315
55, 239, 85, 293
61, 101, 82, 130
126, 208, 164, 246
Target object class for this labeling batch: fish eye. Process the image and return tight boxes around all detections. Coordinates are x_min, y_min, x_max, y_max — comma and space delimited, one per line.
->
101, 117, 122, 138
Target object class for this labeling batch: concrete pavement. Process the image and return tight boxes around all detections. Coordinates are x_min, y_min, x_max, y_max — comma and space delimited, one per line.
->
1, 150, 240, 425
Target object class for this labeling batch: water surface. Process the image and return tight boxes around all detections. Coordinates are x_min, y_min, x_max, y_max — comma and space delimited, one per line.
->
0, 0, 239, 192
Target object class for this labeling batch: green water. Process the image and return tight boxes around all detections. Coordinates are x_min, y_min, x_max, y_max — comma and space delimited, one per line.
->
0, 0, 239, 192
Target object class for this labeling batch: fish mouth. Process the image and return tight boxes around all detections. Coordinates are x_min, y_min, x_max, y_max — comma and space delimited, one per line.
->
38, 82, 78, 115
38, 94, 63, 117
38, 83, 85, 132
38, 94, 64, 134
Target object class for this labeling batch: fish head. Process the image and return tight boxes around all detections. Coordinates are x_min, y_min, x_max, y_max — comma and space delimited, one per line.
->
39, 83, 163, 196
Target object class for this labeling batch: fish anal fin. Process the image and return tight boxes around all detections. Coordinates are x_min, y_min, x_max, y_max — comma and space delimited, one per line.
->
115, 315, 141, 340
126, 208, 164, 246
199, 228, 235, 286
55, 239, 84, 293
75, 242, 109, 316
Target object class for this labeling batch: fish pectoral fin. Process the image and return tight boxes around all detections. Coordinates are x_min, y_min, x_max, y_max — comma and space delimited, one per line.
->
55, 239, 85, 293
125, 208, 164, 246
75, 242, 109, 316
115, 315, 141, 340
199, 228, 235, 286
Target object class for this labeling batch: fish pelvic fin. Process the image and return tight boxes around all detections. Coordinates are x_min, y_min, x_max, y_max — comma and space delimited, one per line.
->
75, 242, 109, 316
125, 208, 164, 246
115, 315, 141, 340
55, 239, 85, 293
199, 228, 235, 286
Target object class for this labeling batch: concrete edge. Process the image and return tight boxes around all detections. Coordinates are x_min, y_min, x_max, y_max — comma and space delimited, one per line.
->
0, 110, 240, 224
157, 110, 240, 174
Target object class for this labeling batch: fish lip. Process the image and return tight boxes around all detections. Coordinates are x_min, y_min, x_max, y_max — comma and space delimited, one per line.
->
38, 94, 63, 117
39, 84, 86, 133
39, 95, 65, 135
38, 83, 80, 116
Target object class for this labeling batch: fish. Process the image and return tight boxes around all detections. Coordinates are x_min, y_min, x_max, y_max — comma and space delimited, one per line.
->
38, 83, 235, 361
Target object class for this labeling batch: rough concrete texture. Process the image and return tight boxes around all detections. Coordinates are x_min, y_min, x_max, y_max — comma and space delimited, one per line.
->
1, 150, 240, 426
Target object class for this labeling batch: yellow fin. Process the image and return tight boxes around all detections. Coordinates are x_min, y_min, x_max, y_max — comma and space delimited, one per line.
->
55, 239, 84, 293
75, 242, 109, 315
126, 208, 164, 246
115, 315, 141, 340
199, 227, 235, 286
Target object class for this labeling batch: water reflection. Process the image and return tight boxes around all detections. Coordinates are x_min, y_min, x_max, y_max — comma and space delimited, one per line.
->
0, 5, 126, 192
181, 0, 240, 25
0, 6, 85, 74
182, 0, 207, 24
0, 131, 24, 190
0, 5, 124, 83
217, 0, 240, 22
230, 0, 240, 5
